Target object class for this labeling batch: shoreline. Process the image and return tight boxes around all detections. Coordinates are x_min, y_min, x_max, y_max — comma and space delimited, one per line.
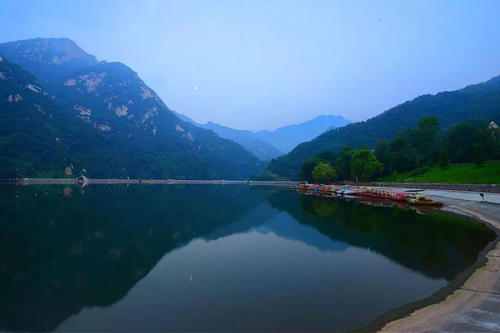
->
376, 192, 500, 332
378, 182, 500, 194
0, 178, 298, 186
3, 181, 499, 330
2, 178, 499, 192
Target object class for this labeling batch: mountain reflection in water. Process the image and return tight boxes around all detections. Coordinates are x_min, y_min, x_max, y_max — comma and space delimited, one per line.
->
0, 185, 495, 332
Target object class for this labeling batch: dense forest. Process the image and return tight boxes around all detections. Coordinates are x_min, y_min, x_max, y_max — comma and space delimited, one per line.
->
2, 38, 500, 180
300, 116, 500, 183
0, 38, 265, 179
268, 75, 500, 179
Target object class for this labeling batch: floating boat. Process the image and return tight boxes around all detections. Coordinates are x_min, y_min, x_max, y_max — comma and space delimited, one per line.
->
293, 184, 444, 207
407, 195, 443, 207
404, 189, 426, 193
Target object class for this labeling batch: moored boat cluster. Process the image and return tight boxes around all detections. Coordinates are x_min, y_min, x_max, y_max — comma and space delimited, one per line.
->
291, 184, 443, 207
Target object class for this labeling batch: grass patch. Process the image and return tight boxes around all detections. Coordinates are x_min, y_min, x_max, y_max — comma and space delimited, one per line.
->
381, 161, 500, 184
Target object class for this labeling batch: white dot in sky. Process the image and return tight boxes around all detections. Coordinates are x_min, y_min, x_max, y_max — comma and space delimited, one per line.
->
193, 85, 199, 91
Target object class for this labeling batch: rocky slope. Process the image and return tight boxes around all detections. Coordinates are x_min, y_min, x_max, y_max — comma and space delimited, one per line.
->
0, 38, 264, 179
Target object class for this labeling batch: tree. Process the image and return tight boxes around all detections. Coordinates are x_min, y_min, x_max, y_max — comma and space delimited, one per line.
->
414, 115, 441, 163
335, 146, 354, 180
447, 121, 491, 163
350, 149, 383, 181
312, 162, 337, 184
438, 149, 449, 168
315, 150, 337, 164
299, 150, 337, 182
470, 144, 484, 166
389, 137, 418, 172
299, 157, 321, 182
417, 115, 440, 138
489, 126, 500, 161
398, 115, 441, 165
374, 140, 391, 175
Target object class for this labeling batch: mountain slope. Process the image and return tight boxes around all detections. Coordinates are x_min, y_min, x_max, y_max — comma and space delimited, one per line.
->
0, 55, 139, 177
268, 76, 500, 178
255, 115, 351, 153
172, 112, 283, 161
173, 112, 351, 159
0, 38, 264, 179
200, 122, 284, 161
0, 55, 71, 176
0, 38, 98, 91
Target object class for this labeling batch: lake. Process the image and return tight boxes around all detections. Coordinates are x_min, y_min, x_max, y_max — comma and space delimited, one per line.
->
0, 184, 495, 332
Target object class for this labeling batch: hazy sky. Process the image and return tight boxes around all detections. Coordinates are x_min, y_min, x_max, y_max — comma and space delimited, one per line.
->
1, 0, 499, 131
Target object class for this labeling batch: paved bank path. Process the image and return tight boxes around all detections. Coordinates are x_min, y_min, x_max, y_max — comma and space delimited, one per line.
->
426, 189, 500, 204
381, 190, 500, 332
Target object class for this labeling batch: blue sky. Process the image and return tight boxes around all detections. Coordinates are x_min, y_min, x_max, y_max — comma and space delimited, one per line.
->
1, 0, 499, 131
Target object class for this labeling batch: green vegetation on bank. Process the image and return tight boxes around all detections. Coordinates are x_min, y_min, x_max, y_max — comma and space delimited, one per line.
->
299, 115, 500, 184
381, 161, 500, 184
268, 75, 500, 179
300, 147, 383, 183
311, 162, 337, 184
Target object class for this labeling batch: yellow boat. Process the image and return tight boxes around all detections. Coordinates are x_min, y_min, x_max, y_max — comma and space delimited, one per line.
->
408, 195, 443, 207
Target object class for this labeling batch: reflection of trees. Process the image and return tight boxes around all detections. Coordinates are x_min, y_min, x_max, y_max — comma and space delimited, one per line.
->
312, 199, 337, 217
0, 184, 264, 332
1, 185, 495, 332
267, 190, 495, 281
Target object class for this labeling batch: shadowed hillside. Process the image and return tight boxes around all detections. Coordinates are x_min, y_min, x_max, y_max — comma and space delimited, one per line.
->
268, 76, 500, 178
0, 38, 264, 179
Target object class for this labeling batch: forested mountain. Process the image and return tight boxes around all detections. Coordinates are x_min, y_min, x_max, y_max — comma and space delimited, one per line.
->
200, 122, 284, 161
172, 113, 351, 161
268, 76, 500, 178
172, 112, 283, 161
256, 115, 351, 153
0, 38, 264, 179
0, 56, 80, 176
174, 113, 350, 161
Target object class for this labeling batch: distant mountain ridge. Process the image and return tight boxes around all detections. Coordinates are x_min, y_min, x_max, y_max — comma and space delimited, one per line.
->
256, 115, 351, 153
173, 112, 351, 160
267, 75, 500, 178
0, 38, 98, 90
172, 112, 283, 161
0, 38, 264, 179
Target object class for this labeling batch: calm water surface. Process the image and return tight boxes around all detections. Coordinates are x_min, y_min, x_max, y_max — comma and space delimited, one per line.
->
0, 185, 495, 332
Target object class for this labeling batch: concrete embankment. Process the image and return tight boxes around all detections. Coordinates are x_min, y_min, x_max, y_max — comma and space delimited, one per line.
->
380, 190, 500, 332
380, 182, 500, 194
0, 178, 297, 186
0, 178, 77, 184
340, 181, 500, 193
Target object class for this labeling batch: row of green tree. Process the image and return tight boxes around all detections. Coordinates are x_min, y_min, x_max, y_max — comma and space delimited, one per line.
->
299, 148, 383, 184
300, 116, 500, 183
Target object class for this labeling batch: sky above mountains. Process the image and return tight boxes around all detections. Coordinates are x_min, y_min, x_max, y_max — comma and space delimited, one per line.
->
1, 0, 499, 131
